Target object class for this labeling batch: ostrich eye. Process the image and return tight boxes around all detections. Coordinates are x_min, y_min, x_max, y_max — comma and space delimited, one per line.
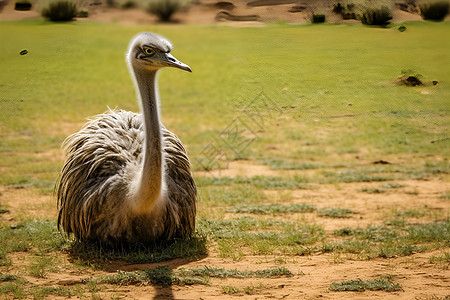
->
143, 47, 155, 56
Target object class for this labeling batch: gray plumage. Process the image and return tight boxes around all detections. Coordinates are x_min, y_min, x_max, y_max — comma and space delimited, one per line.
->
57, 33, 196, 244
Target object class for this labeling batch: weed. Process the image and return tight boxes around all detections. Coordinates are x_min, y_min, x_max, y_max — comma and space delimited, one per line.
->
0, 273, 20, 282
329, 277, 402, 292
381, 183, 405, 189
359, 187, 386, 194
29, 256, 58, 278
178, 266, 292, 278
394, 209, 426, 218
318, 208, 354, 218
227, 203, 316, 214
429, 251, 450, 264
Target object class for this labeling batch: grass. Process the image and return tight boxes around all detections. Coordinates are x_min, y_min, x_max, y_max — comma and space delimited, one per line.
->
198, 216, 325, 257
90, 265, 291, 287
227, 203, 316, 214
329, 277, 402, 292
318, 208, 354, 218
0, 20, 449, 298
0, 21, 449, 187
327, 220, 450, 259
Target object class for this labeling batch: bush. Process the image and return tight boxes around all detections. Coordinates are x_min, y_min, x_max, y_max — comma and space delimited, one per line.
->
121, 0, 136, 9
42, 1, 77, 21
359, 5, 392, 25
333, 0, 357, 19
312, 14, 326, 23
15, 0, 32, 11
147, 0, 186, 22
418, 1, 449, 21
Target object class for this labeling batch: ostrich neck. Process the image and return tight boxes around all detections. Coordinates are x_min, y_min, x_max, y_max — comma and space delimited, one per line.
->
133, 69, 164, 212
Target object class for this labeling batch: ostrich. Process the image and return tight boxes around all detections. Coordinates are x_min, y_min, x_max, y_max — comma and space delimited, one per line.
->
57, 32, 196, 244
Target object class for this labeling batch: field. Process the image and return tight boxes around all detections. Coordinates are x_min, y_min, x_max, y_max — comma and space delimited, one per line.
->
0, 20, 449, 299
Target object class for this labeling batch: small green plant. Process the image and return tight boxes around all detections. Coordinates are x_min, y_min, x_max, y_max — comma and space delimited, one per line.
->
359, 187, 386, 194
147, 0, 187, 22
42, 1, 77, 22
29, 256, 57, 278
418, 0, 449, 21
318, 208, 354, 218
329, 277, 402, 292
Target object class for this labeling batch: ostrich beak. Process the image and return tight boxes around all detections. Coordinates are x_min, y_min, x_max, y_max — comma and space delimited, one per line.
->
164, 53, 192, 72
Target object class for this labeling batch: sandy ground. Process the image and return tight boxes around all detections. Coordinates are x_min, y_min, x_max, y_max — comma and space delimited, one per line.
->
0, 159, 449, 299
1, 0, 447, 24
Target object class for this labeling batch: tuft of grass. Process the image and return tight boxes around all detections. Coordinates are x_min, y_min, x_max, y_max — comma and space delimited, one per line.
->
29, 256, 58, 278
0, 273, 20, 282
429, 251, 450, 264
394, 209, 426, 218
359, 187, 386, 194
329, 277, 402, 292
92, 265, 289, 288
381, 183, 405, 189
178, 266, 292, 278
318, 208, 354, 218
227, 203, 316, 214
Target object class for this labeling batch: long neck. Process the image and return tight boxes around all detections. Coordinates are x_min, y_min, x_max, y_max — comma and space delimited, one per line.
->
133, 68, 164, 213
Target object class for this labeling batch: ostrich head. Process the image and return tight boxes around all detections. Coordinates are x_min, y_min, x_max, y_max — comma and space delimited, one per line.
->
127, 32, 191, 73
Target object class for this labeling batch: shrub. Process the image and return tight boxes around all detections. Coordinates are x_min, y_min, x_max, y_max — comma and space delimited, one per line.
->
15, 0, 32, 11
312, 14, 326, 23
418, 1, 449, 21
359, 5, 392, 25
121, 0, 136, 9
333, 0, 357, 19
42, 1, 77, 21
147, 0, 186, 22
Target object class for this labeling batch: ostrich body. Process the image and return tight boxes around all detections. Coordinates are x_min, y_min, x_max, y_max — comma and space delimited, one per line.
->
57, 33, 196, 244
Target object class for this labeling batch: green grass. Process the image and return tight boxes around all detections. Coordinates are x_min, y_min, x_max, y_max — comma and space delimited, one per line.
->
329, 277, 402, 292
318, 208, 354, 218
198, 216, 325, 257
327, 220, 450, 259
227, 203, 316, 214
0, 20, 448, 187
90, 265, 290, 287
